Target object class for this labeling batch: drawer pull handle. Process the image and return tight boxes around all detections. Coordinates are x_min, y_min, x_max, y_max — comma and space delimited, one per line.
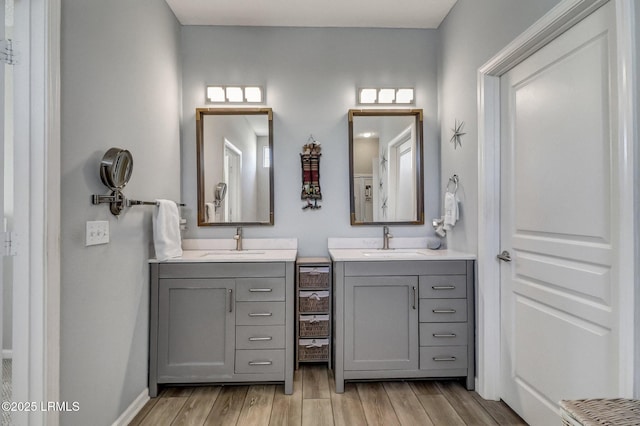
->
433, 356, 457, 362
432, 309, 456, 314
432, 285, 456, 290
433, 333, 457, 338
249, 336, 273, 341
248, 361, 273, 366
249, 288, 273, 292
249, 312, 273, 317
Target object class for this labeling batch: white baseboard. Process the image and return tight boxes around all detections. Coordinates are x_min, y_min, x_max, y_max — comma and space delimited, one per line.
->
2, 350, 12, 359
112, 388, 150, 426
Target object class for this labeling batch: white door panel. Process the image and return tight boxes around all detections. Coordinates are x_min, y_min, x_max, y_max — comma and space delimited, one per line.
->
500, 3, 618, 424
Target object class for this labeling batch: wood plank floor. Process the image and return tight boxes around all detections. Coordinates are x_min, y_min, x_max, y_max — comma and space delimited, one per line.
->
130, 365, 526, 426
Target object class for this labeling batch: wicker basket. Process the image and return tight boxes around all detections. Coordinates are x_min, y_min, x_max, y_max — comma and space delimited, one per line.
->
299, 314, 330, 337
299, 267, 330, 289
298, 338, 329, 361
560, 398, 640, 426
299, 291, 330, 313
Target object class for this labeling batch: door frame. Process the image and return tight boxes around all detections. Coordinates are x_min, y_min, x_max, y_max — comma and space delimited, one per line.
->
477, 0, 637, 400
13, 0, 61, 424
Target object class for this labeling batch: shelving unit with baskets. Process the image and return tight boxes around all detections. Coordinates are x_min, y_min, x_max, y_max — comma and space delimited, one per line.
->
296, 257, 332, 368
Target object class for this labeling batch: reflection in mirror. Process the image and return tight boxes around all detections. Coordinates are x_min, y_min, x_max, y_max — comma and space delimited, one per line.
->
196, 108, 274, 226
349, 109, 424, 225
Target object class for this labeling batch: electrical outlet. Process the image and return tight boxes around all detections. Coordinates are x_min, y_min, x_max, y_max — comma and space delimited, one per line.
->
86, 221, 109, 246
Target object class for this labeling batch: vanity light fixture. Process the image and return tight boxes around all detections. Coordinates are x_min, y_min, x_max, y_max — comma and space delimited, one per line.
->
356, 87, 415, 105
205, 85, 265, 104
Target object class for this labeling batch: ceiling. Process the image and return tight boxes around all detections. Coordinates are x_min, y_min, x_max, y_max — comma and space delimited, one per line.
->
165, 0, 458, 29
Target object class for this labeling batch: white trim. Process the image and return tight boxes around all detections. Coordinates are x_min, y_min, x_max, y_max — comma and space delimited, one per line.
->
12, 0, 61, 425
2, 349, 12, 359
613, 0, 637, 397
111, 388, 150, 426
475, 71, 501, 399
13, 1, 37, 424
46, 0, 62, 424
477, 0, 637, 400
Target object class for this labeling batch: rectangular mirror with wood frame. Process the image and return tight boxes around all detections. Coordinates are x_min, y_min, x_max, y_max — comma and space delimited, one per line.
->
196, 108, 274, 226
348, 109, 424, 225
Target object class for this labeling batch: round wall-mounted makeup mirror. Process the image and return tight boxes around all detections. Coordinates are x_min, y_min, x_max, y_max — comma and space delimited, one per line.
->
100, 147, 133, 190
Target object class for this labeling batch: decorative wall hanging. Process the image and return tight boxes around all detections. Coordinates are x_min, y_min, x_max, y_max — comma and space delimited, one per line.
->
300, 135, 322, 210
450, 119, 466, 149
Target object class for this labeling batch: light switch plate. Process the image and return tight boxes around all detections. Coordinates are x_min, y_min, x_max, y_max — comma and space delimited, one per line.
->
86, 221, 109, 246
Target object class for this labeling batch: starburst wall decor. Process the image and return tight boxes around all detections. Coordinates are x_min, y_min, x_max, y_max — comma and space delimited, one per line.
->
450, 119, 466, 149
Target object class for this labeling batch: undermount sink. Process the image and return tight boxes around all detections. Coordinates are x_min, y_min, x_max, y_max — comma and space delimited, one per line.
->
361, 249, 432, 258
200, 250, 266, 257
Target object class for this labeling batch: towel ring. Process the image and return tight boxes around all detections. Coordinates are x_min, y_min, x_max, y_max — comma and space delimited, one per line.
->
446, 174, 459, 194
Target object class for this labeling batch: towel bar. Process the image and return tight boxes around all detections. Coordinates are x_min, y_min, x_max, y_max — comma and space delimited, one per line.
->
128, 200, 186, 207
91, 193, 185, 216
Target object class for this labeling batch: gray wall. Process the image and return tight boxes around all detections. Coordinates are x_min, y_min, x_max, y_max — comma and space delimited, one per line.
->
181, 27, 441, 256
438, 0, 562, 253
60, 0, 181, 424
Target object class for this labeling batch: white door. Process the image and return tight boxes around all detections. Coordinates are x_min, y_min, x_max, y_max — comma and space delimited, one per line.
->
388, 125, 415, 221
224, 140, 242, 222
394, 139, 414, 220
500, 3, 618, 425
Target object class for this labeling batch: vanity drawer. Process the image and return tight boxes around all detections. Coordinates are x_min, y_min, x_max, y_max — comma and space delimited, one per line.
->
236, 278, 285, 302
420, 346, 468, 370
420, 299, 467, 322
236, 302, 285, 326
420, 323, 468, 347
236, 325, 285, 350
419, 275, 467, 299
235, 349, 285, 374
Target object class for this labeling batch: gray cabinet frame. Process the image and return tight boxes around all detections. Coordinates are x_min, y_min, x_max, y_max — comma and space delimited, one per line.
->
149, 261, 294, 397
333, 260, 475, 393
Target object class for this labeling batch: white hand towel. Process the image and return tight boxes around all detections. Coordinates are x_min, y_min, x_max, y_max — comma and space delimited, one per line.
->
153, 199, 183, 261
443, 191, 459, 231
205, 202, 216, 223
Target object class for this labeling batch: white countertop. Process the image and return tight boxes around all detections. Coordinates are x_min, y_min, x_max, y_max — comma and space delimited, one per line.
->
329, 248, 476, 262
327, 237, 475, 261
150, 238, 298, 263
150, 249, 298, 263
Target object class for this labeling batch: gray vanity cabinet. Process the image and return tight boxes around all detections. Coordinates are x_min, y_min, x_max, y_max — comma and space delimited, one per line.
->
344, 276, 418, 371
149, 262, 294, 397
333, 259, 475, 393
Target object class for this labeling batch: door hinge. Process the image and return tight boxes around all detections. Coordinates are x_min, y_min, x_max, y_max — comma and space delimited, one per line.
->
2, 232, 17, 256
0, 39, 16, 65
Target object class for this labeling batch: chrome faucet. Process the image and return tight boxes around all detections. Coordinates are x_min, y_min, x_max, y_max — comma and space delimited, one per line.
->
234, 226, 243, 251
382, 226, 393, 250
